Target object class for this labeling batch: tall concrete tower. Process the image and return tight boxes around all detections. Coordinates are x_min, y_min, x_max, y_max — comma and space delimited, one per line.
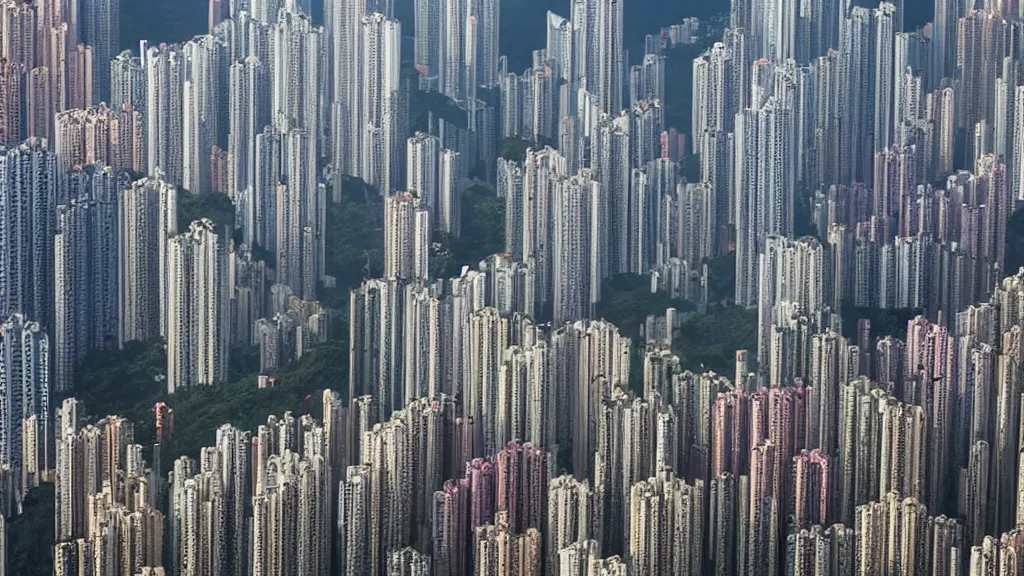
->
166, 219, 229, 393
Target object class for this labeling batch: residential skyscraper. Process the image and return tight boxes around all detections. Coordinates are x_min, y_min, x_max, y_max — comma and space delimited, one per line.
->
0, 313, 49, 487
546, 475, 601, 574
552, 319, 631, 478
628, 471, 705, 576
494, 441, 550, 535
709, 472, 739, 574
182, 35, 222, 193
53, 398, 82, 542
792, 449, 831, 529
119, 172, 178, 344
933, 0, 964, 82
349, 279, 405, 414
228, 55, 270, 218
551, 170, 601, 325
574, 0, 624, 115
275, 128, 324, 301
499, 157, 524, 254
360, 13, 402, 194
54, 406, 157, 560
678, 182, 715, 266
110, 50, 146, 115
557, 540, 630, 576
734, 98, 795, 308
439, 149, 463, 237
439, 0, 466, 100
407, 132, 441, 217
54, 104, 145, 174
339, 464, 373, 576
756, 235, 827, 367
364, 416, 416, 576
0, 59, 23, 148
383, 192, 431, 283
474, 512, 542, 576
841, 7, 875, 185
546, 11, 573, 93
271, 5, 323, 142
249, 448, 331, 576
146, 44, 185, 185
755, 0, 797, 63
54, 165, 120, 392
325, 0, 366, 181
82, 0, 119, 104
692, 41, 739, 157
466, 0, 501, 91
0, 138, 57, 327
413, 0, 440, 81
872, 3, 897, 154
786, 524, 854, 575
515, 147, 568, 308
956, 9, 1002, 163
747, 440, 781, 575
631, 53, 665, 106
854, 493, 962, 574
0, 0, 32, 144
467, 307, 510, 455
166, 218, 230, 393
435, 456, 496, 576
252, 126, 281, 252
388, 547, 432, 575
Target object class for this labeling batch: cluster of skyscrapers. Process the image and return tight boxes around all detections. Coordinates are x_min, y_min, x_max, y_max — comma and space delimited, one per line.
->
12, 0, 1024, 571
54, 266, 1024, 575
341, 240, 1024, 576
346, 0, 1024, 574
0, 0, 359, 396
0, 314, 50, 513
0, 0, 118, 147
53, 399, 164, 576
691, 0, 1024, 339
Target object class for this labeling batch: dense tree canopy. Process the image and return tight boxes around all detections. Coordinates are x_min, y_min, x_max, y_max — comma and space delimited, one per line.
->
595, 274, 696, 341
8, 484, 54, 575
74, 339, 346, 467
840, 305, 924, 342
499, 139, 532, 164
673, 304, 758, 375
1005, 205, 1024, 277
322, 188, 386, 308
178, 190, 236, 232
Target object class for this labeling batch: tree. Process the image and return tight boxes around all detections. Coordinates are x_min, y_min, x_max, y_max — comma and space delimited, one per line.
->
1005, 205, 1024, 276
594, 274, 696, 340
7, 484, 54, 576
704, 251, 737, 303
155, 342, 347, 464
662, 23, 725, 133
840, 304, 922, 341
321, 191, 385, 309
499, 138, 532, 163
437, 185, 506, 277
178, 190, 235, 231
673, 304, 758, 375
75, 338, 347, 467
409, 88, 469, 134
681, 154, 700, 182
